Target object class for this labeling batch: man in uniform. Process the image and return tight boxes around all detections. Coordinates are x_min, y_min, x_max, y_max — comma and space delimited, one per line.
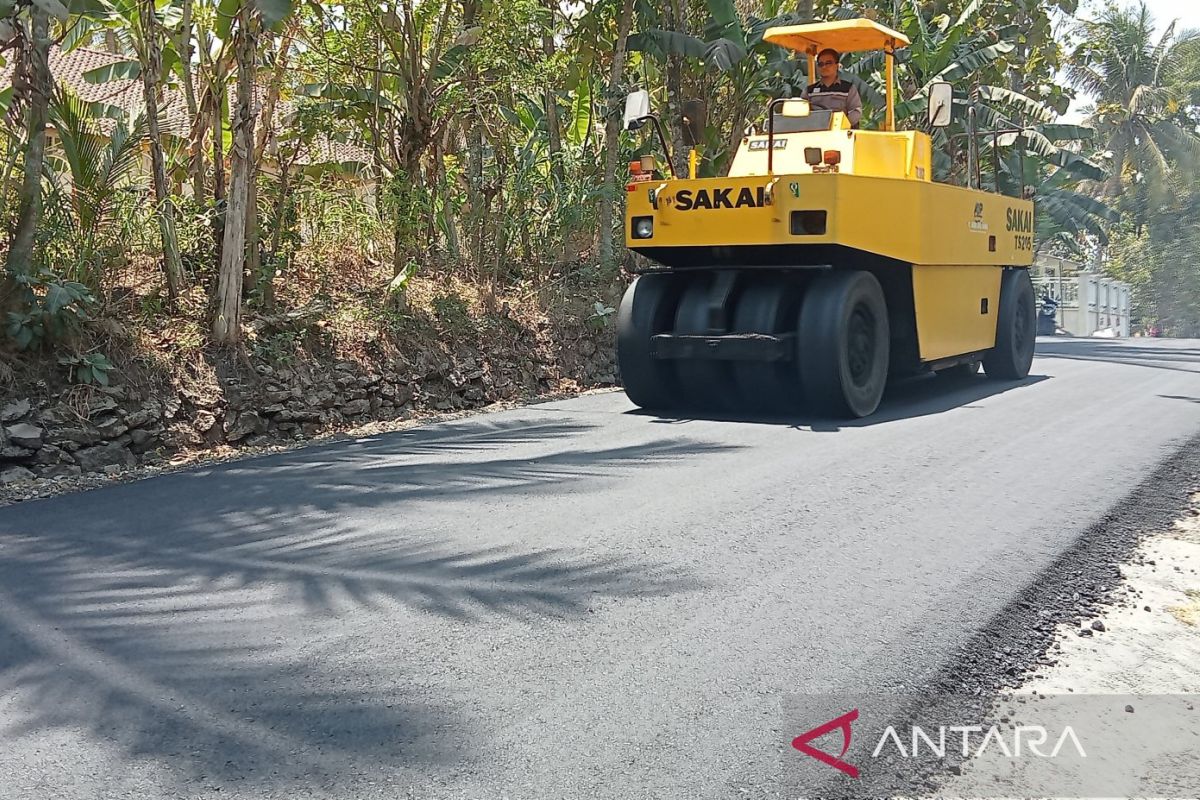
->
801, 48, 863, 128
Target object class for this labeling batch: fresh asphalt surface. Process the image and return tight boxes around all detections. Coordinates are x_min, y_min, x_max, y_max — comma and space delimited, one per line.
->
2, 338, 1199, 800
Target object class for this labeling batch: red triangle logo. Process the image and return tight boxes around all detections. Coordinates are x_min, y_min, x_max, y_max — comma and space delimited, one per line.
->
791, 708, 860, 778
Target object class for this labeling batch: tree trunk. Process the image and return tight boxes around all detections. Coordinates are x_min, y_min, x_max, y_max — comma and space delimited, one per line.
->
542, 0, 564, 188
1105, 131, 1128, 197
797, 0, 813, 22
462, 0, 485, 276
371, 28, 386, 219
253, 24, 296, 164
212, 8, 258, 344
211, 53, 228, 263
597, 0, 636, 269
139, 0, 186, 299
179, 0, 205, 203
263, 152, 298, 310
7, 8, 51, 280
665, 0, 689, 178
245, 174, 261, 303
247, 24, 296, 309
439, 122, 462, 259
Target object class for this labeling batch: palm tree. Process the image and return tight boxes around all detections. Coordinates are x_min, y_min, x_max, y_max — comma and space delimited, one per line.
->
598, 0, 637, 269
1067, 2, 1200, 203
44, 88, 150, 288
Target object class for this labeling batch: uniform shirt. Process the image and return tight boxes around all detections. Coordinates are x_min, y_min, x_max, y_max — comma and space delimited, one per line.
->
801, 78, 863, 127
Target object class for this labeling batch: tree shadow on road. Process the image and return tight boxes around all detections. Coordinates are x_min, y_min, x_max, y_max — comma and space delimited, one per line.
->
0, 416, 724, 792
1160, 394, 1200, 403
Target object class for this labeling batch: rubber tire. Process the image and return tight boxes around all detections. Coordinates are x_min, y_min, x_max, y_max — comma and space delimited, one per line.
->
798, 270, 890, 418
616, 273, 680, 409
983, 268, 1036, 380
672, 278, 733, 412
731, 279, 802, 413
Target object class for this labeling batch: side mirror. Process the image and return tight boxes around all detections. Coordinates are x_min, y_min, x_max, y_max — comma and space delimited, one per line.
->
928, 82, 953, 127
780, 99, 811, 117
623, 90, 650, 131
682, 99, 706, 147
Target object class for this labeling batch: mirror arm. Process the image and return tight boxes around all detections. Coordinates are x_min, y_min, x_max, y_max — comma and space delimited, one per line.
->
992, 129, 1001, 195
767, 97, 788, 174
635, 114, 677, 179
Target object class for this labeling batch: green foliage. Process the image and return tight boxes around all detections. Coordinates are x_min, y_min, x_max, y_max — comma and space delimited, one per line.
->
57, 351, 114, 386
296, 182, 386, 266
4, 269, 97, 350
388, 260, 418, 299
252, 330, 302, 365
1106, 177, 1200, 335
431, 293, 473, 332
2, 0, 1196, 339
588, 300, 616, 329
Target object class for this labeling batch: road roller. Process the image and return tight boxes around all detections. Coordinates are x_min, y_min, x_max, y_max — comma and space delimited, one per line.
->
616, 18, 1037, 418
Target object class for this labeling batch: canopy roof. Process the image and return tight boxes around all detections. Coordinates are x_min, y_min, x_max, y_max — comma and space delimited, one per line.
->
763, 19, 910, 55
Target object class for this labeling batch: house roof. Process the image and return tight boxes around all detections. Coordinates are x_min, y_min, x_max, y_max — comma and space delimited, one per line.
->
0, 45, 190, 137
4, 44, 373, 169
295, 135, 372, 169
39, 46, 140, 108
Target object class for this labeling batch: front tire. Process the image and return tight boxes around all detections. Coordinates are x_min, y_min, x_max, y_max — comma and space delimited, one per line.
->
798, 271, 890, 418
616, 274, 680, 409
983, 269, 1036, 380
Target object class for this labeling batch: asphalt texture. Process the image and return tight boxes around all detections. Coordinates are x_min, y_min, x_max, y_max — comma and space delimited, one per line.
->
1, 337, 1199, 800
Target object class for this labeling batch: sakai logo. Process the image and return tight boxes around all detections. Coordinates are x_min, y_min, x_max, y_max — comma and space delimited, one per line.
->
969, 202, 989, 233
791, 709, 860, 779
675, 186, 768, 211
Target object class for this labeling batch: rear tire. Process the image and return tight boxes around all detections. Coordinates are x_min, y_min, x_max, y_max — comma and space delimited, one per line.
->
983, 269, 1036, 380
731, 279, 801, 412
616, 274, 680, 409
673, 278, 732, 411
799, 271, 890, 418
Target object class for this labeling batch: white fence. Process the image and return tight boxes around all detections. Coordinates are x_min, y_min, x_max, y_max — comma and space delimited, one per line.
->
1032, 256, 1131, 337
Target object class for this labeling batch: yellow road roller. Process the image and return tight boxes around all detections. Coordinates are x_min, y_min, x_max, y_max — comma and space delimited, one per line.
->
616, 18, 1036, 418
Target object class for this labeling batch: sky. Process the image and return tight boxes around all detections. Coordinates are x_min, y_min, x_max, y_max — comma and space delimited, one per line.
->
1062, 0, 1200, 121
1136, 0, 1200, 33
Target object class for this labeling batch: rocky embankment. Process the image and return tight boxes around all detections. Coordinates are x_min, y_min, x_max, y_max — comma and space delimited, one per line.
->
0, 339, 616, 490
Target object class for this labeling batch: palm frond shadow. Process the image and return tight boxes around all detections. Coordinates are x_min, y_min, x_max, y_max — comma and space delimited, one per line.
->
0, 416, 727, 789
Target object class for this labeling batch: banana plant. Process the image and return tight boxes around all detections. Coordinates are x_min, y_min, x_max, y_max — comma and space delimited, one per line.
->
628, 0, 809, 172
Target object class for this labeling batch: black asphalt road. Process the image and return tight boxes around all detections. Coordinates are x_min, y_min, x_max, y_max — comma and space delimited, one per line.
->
1, 338, 1199, 800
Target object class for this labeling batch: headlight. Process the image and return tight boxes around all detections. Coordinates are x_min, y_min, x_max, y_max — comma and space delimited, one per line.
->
632, 216, 654, 239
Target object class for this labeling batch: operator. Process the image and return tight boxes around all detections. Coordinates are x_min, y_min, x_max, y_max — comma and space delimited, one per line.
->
801, 48, 863, 128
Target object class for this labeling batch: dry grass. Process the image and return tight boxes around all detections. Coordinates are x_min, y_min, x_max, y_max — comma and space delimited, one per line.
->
1168, 589, 1200, 627
2, 238, 619, 412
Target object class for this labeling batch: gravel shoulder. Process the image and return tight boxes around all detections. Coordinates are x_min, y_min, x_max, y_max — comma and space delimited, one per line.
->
930, 487, 1200, 798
